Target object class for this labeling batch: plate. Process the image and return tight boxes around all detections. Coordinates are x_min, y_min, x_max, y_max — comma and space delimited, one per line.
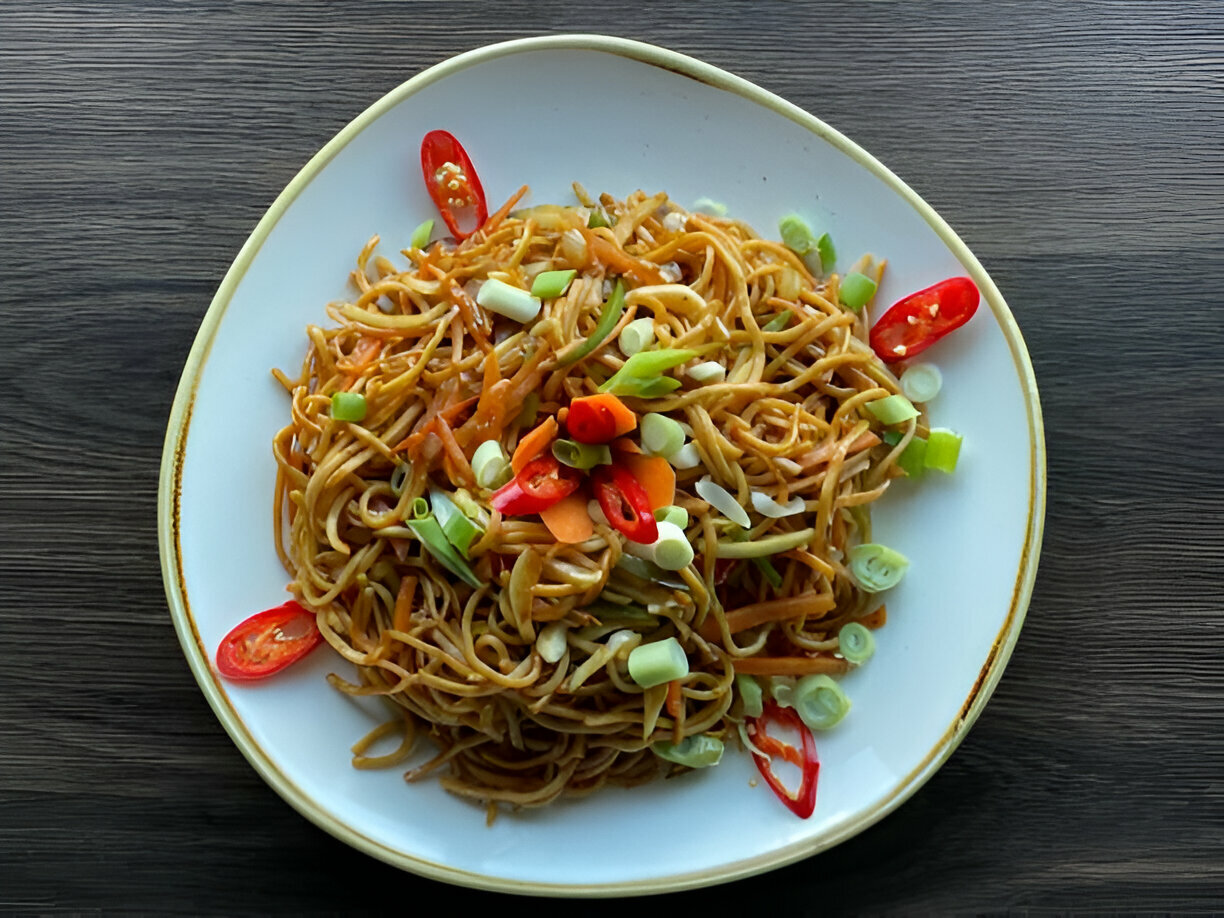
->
158, 35, 1044, 896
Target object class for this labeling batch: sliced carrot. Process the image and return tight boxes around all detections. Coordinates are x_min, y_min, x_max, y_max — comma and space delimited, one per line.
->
433, 416, 475, 487
511, 416, 558, 473
620, 453, 674, 511
698, 590, 835, 641
858, 605, 888, 630
731, 655, 851, 676
392, 574, 418, 633
580, 227, 665, 286
539, 492, 595, 544
482, 183, 529, 236
665, 679, 682, 719
610, 437, 641, 455
569, 393, 638, 438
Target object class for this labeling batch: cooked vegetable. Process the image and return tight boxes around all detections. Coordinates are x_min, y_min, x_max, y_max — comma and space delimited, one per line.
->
778, 214, 818, 254
870, 276, 980, 363
592, 462, 659, 544
654, 504, 689, 528
408, 219, 434, 250
789, 674, 851, 730
627, 637, 689, 688
559, 278, 625, 365
491, 453, 581, 516
640, 413, 686, 458
924, 428, 963, 473
714, 528, 816, 559
405, 497, 482, 587
736, 674, 764, 717
838, 622, 875, 665
475, 278, 542, 323
815, 233, 836, 274
429, 486, 484, 558
420, 130, 487, 240
330, 391, 366, 422
865, 394, 919, 426
599, 348, 696, 397
695, 476, 750, 528
552, 438, 612, 470
687, 360, 726, 384
539, 492, 595, 544
900, 363, 943, 403
215, 600, 322, 681
653, 734, 724, 768
847, 543, 909, 592
750, 491, 805, 518
745, 702, 819, 818
472, 440, 512, 489
530, 268, 577, 299
618, 317, 655, 356
839, 272, 877, 312
566, 393, 637, 444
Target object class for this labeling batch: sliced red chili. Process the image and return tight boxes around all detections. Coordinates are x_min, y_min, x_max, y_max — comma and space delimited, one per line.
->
215, 600, 322, 681
869, 276, 980, 363
591, 463, 659, 545
420, 130, 488, 240
490, 453, 581, 516
745, 702, 819, 818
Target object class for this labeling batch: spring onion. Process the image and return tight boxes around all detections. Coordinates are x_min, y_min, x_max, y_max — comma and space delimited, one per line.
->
692, 197, 728, 217
476, 278, 541, 323
516, 391, 540, 428
654, 505, 689, 528
599, 347, 696, 397
587, 206, 611, 228
405, 499, 482, 588
651, 520, 695, 571
750, 490, 805, 519
330, 391, 367, 422
752, 556, 784, 589
670, 442, 702, 469
848, 542, 909, 592
866, 393, 919, 425
696, 477, 750, 529
715, 527, 815, 559
653, 734, 724, 768
530, 268, 577, 300
768, 675, 796, 708
559, 278, 625, 366
641, 413, 686, 458
613, 554, 687, 590
552, 438, 612, 470
472, 440, 512, 489
408, 219, 433, 250
687, 361, 726, 384
790, 674, 852, 730
429, 487, 484, 558
618, 317, 655, 356
736, 674, 764, 718
924, 428, 963, 473
881, 429, 927, 478
389, 462, 409, 497
779, 214, 818, 254
763, 312, 792, 333
535, 621, 569, 664
816, 232, 836, 273
840, 272, 877, 312
586, 600, 658, 626
838, 622, 875, 665
627, 637, 689, 688
900, 363, 943, 403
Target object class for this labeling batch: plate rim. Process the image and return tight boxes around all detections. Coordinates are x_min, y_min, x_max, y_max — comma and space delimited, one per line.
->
157, 33, 1046, 897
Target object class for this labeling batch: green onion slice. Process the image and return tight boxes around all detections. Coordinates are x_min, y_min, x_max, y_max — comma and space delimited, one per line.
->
838, 622, 875, 665
587, 206, 611, 228
778, 214, 818, 254
530, 268, 577, 300
618, 317, 655, 357
866, 393, 919, 425
695, 476, 750, 528
428, 487, 484, 558
762, 312, 792, 333
653, 734, 724, 768
472, 439, 512, 489
585, 600, 658, 626
559, 278, 625, 366
627, 637, 689, 688
715, 527, 815, 558
641, 413, 686, 459
687, 360, 726, 384
848, 542, 909, 592
692, 197, 728, 217
900, 363, 943, 403
881, 430, 927, 478
736, 674, 764, 718
389, 462, 409, 497
924, 428, 963, 473
815, 233, 836, 274
475, 278, 541, 324
790, 674, 852, 730
408, 219, 434, 250
653, 504, 689, 528
650, 520, 695, 571
840, 272, 878, 312
552, 438, 612, 470
516, 391, 540, 428
405, 509, 482, 588
751, 556, 784, 589
330, 391, 367, 422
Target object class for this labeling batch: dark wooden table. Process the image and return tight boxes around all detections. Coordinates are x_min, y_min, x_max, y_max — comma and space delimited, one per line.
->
3, 1, 1221, 913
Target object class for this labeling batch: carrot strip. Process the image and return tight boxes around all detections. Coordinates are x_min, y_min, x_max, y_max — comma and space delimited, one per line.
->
433, 416, 475, 487
482, 184, 529, 236
539, 492, 595, 544
731, 655, 851, 676
511, 416, 558, 473
665, 679, 682, 719
391, 396, 479, 455
570, 393, 638, 438
698, 590, 835, 641
796, 430, 880, 471
858, 605, 888, 630
620, 453, 674, 511
392, 574, 418, 633
580, 227, 665, 285
610, 437, 641, 455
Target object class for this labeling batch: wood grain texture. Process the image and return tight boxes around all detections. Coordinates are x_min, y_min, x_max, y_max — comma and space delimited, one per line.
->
2, 0, 1222, 913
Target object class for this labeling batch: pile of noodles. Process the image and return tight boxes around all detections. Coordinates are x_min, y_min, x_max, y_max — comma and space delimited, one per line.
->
271, 187, 917, 818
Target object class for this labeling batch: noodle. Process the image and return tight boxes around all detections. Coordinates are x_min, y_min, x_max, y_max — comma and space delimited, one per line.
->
272, 190, 909, 813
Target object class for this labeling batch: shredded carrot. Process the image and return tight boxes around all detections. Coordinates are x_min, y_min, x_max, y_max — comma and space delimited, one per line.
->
433, 416, 475, 487
539, 492, 595, 544
698, 590, 835, 641
511, 416, 558, 473
570, 393, 638, 438
665, 679, 682, 719
482, 184, 529, 236
730, 655, 851, 676
580, 227, 665, 285
858, 605, 888, 630
392, 574, 418, 633
620, 453, 674, 511
391, 396, 479, 455
796, 430, 880, 471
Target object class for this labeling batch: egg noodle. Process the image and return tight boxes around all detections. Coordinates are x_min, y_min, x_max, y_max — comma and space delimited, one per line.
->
271, 187, 916, 818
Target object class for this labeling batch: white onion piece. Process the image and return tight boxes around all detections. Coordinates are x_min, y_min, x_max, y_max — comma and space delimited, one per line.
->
750, 491, 805, 518
696, 476, 750, 528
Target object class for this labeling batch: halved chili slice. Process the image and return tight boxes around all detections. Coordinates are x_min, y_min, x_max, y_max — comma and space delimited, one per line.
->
420, 130, 488, 240
869, 276, 979, 363
215, 600, 322, 681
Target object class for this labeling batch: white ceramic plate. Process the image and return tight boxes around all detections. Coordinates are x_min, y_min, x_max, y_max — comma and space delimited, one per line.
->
159, 35, 1044, 896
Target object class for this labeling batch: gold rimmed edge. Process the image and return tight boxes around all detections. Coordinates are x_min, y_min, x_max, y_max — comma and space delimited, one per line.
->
157, 33, 1046, 898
